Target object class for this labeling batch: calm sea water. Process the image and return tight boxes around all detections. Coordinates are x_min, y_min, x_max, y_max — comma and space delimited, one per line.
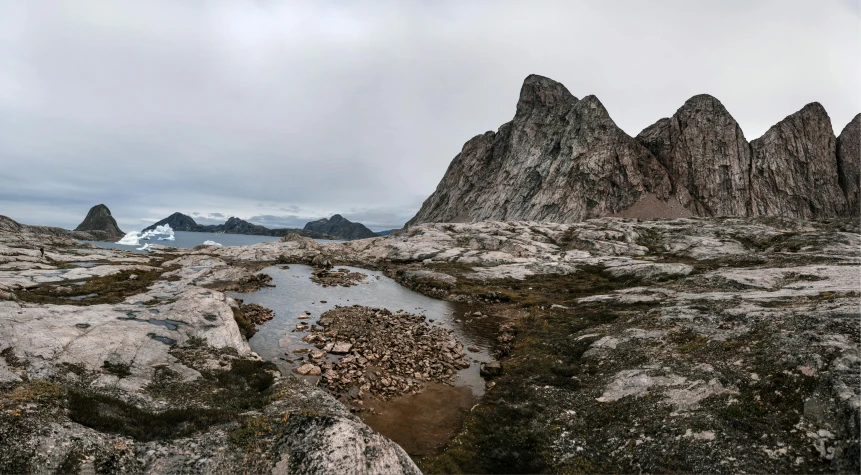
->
81, 231, 281, 252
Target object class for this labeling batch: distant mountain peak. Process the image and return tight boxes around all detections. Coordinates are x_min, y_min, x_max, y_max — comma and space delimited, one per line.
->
304, 214, 377, 240
74, 204, 124, 237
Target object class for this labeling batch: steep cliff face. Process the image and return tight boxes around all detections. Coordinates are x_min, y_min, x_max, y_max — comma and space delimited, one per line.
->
407, 75, 674, 226
408, 75, 859, 226
636, 95, 751, 216
837, 114, 860, 217
749, 103, 847, 218
303, 214, 378, 240
74, 204, 124, 238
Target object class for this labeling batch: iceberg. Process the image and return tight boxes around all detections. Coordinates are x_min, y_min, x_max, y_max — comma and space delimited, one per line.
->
202, 240, 223, 247
116, 224, 175, 247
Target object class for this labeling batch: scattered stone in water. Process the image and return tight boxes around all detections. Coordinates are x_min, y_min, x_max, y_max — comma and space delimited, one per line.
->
310, 349, 326, 359
467, 346, 479, 352
302, 334, 324, 344
294, 363, 321, 376
296, 324, 308, 331
310, 268, 367, 287
293, 348, 311, 354
241, 303, 275, 326
297, 315, 310, 320
331, 341, 353, 354
480, 360, 502, 378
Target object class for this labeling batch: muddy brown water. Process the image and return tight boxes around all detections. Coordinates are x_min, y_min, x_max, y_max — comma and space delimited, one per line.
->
229, 264, 501, 455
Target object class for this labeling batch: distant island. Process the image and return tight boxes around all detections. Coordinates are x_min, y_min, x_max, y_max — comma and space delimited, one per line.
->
303, 214, 378, 240
143, 212, 383, 241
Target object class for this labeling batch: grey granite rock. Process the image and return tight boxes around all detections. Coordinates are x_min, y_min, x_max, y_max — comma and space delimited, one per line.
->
406, 75, 674, 226
837, 113, 860, 216
408, 75, 859, 225
750, 103, 847, 218
636, 94, 751, 216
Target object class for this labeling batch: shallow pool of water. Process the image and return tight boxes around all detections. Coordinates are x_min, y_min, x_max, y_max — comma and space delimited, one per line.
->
229, 264, 499, 397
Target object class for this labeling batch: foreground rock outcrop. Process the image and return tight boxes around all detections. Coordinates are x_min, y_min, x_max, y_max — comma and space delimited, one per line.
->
408, 75, 860, 226
0, 229, 418, 474
2, 215, 858, 473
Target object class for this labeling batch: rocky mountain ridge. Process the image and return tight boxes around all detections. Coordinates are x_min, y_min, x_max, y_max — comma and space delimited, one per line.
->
73, 204, 125, 240
304, 214, 378, 240
143, 212, 334, 239
408, 75, 860, 226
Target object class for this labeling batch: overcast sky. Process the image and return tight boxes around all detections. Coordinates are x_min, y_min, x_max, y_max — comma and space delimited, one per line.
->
1, 0, 859, 232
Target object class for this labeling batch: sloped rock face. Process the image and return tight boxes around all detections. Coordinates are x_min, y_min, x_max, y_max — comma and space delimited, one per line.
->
407, 75, 673, 226
636, 95, 751, 216
304, 214, 378, 240
74, 204, 124, 238
837, 113, 860, 216
750, 103, 847, 218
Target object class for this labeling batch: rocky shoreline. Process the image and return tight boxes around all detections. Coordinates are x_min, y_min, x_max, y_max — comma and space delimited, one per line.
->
0, 216, 858, 473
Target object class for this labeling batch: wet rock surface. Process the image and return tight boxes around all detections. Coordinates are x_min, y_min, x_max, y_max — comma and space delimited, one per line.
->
310, 267, 367, 287
312, 306, 469, 402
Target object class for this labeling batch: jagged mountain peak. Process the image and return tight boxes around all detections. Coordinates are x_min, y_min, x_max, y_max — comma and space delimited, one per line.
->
515, 74, 578, 119
408, 74, 859, 226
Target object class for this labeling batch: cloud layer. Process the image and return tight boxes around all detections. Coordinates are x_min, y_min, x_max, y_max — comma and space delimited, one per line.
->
1, 0, 858, 232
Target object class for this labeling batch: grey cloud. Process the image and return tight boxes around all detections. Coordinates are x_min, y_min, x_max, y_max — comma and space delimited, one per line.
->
1, 0, 858, 232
